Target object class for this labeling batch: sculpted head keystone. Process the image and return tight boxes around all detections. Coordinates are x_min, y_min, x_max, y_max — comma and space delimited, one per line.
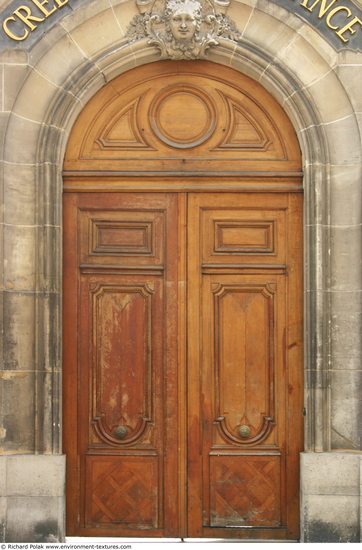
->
166, 0, 202, 41
127, 0, 240, 60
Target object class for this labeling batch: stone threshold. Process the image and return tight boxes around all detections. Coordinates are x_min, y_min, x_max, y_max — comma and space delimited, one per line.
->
66, 538, 299, 545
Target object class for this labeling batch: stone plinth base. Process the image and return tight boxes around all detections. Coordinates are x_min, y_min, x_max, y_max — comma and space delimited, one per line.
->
301, 452, 362, 542
0, 455, 65, 542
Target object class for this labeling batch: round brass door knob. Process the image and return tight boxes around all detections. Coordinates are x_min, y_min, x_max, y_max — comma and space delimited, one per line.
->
114, 425, 128, 439
238, 425, 251, 438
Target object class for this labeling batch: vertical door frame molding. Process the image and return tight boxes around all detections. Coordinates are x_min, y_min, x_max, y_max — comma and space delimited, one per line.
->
2, 1, 361, 458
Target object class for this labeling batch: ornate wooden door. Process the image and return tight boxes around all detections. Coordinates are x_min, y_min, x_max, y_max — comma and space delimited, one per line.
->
63, 61, 303, 539
187, 193, 303, 539
63, 192, 180, 537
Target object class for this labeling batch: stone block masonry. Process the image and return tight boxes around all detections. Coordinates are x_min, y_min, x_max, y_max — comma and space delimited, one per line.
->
0, 0, 361, 542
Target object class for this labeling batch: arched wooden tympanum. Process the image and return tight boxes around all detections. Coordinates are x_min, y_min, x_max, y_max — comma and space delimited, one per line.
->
63, 61, 303, 540
64, 61, 301, 176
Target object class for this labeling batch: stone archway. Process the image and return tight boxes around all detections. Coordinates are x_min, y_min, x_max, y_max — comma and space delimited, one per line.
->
1, 0, 361, 542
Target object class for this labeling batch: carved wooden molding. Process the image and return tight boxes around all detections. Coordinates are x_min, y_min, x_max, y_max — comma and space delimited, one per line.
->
212, 283, 276, 446
65, 62, 301, 174
91, 283, 154, 446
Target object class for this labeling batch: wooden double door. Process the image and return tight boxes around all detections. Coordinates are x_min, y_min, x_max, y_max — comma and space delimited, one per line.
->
63, 189, 303, 539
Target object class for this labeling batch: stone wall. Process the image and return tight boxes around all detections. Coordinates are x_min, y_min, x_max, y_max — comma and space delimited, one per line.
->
0, 0, 361, 542
0, 456, 65, 542
301, 453, 362, 542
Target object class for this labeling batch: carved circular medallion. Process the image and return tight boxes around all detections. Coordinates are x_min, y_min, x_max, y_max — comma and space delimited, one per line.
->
149, 85, 216, 149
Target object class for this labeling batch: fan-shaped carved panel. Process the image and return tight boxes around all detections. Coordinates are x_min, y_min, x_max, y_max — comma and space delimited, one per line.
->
215, 95, 270, 150
97, 97, 152, 150
64, 61, 301, 174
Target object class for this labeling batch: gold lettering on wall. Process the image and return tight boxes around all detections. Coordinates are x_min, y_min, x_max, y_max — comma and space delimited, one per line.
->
326, 6, 352, 29
300, 0, 338, 17
299, 0, 362, 43
2, 0, 69, 41
336, 15, 362, 42
31, 0, 57, 18
3, 15, 28, 40
1, 0, 361, 46
13, 6, 44, 31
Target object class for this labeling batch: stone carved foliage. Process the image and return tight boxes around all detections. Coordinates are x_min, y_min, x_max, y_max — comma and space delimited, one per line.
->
127, 0, 241, 59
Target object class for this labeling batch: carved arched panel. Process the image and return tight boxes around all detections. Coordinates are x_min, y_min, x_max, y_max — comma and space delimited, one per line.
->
213, 283, 275, 446
64, 61, 301, 174
91, 283, 154, 446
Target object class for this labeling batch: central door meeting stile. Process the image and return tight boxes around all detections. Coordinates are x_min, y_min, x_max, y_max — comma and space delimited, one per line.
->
63, 61, 303, 540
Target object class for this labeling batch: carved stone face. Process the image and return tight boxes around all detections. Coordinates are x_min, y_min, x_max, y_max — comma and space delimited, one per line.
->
170, 8, 198, 40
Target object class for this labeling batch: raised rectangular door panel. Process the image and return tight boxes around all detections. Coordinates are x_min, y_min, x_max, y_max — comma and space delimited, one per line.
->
85, 280, 157, 449
209, 455, 281, 527
85, 455, 159, 528
63, 192, 180, 537
201, 207, 286, 266
79, 208, 165, 267
187, 193, 303, 540
211, 279, 281, 447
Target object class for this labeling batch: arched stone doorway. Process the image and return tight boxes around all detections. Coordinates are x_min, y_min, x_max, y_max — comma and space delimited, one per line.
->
1, 0, 361, 543
63, 60, 303, 539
